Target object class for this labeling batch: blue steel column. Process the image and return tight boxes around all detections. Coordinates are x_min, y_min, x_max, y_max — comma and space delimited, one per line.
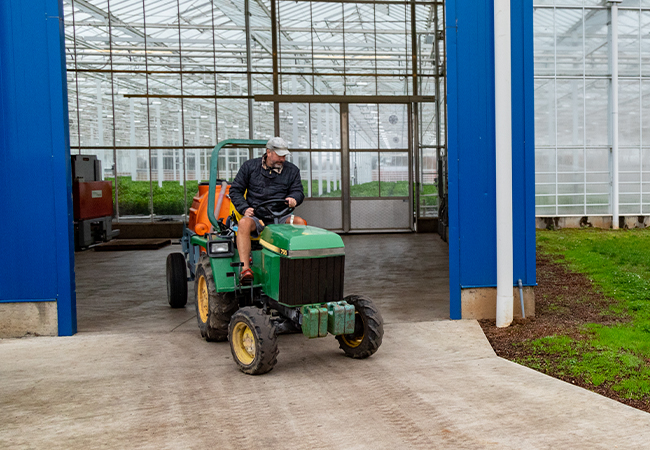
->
445, 0, 462, 320
50, 0, 77, 336
445, 0, 535, 319
513, 0, 537, 286
0, 0, 76, 335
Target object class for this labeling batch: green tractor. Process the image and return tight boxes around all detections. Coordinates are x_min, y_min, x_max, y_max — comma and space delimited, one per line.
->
166, 139, 383, 375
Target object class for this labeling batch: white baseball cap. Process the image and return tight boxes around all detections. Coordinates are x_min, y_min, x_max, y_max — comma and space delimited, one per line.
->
266, 137, 290, 156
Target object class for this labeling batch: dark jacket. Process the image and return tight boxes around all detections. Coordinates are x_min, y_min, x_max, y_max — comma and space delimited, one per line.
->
230, 157, 305, 219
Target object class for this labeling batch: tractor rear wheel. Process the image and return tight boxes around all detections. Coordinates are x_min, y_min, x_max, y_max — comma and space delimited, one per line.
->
194, 255, 238, 342
336, 295, 383, 359
228, 307, 279, 375
166, 252, 188, 308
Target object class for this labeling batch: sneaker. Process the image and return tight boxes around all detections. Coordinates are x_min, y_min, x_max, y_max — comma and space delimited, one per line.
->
240, 268, 254, 285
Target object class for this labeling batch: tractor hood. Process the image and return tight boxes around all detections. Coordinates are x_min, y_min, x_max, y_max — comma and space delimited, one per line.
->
259, 225, 344, 258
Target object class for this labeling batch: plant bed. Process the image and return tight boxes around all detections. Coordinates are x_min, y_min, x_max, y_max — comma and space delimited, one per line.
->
480, 229, 650, 413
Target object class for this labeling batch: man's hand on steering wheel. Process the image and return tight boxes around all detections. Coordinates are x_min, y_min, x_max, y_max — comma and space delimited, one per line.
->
253, 198, 295, 223
285, 197, 297, 208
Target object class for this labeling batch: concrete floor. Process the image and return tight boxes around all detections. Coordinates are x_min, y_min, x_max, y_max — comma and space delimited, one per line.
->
74, 233, 450, 334
3, 233, 650, 449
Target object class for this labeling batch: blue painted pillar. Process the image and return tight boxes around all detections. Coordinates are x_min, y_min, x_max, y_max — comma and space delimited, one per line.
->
446, 0, 536, 319
0, 0, 76, 335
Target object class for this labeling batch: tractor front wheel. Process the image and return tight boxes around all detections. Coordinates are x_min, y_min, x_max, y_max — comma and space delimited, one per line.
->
228, 307, 279, 375
195, 255, 238, 342
336, 295, 384, 359
166, 253, 188, 308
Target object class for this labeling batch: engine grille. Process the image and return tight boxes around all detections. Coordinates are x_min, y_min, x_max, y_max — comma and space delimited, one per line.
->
278, 255, 345, 306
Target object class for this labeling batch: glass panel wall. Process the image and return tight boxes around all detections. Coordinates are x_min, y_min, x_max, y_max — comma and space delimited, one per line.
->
279, 102, 341, 198
534, 0, 650, 216
349, 103, 410, 199
415, 3, 445, 218
63, 0, 444, 222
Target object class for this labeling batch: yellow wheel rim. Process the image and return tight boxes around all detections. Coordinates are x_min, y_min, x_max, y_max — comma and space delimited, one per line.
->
197, 275, 209, 324
232, 322, 256, 365
341, 312, 365, 348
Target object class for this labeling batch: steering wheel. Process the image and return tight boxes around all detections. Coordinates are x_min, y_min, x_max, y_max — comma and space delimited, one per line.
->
253, 198, 295, 224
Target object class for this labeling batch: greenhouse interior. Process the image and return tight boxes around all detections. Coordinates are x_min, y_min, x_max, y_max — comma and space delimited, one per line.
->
63, 0, 445, 233
63, 0, 650, 229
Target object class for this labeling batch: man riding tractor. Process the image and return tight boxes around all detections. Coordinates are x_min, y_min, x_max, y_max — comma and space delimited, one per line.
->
230, 137, 307, 285
166, 137, 384, 374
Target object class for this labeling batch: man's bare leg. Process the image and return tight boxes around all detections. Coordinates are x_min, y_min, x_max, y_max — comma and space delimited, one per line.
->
285, 216, 307, 225
237, 217, 256, 270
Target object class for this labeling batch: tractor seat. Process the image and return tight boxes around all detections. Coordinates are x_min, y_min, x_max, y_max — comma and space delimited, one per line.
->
224, 215, 262, 250
228, 201, 261, 242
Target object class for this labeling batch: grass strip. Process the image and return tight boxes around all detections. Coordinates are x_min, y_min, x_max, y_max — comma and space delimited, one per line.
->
531, 228, 650, 400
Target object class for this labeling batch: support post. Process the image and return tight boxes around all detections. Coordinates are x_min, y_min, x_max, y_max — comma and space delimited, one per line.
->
271, 0, 280, 135
156, 104, 162, 188
341, 103, 351, 232
610, 0, 621, 229
245, 0, 254, 140
495, 0, 513, 327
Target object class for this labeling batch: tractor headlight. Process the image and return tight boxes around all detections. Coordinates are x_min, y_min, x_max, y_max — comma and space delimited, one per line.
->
207, 239, 233, 258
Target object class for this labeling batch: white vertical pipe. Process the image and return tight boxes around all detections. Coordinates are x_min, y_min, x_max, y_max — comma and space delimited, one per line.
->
196, 117, 200, 181
610, 0, 620, 229
336, 152, 341, 190
130, 98, 137, 180
172, 150, 177, 183
317, 104, 323, 149
307, 154, 312, 198
572, 80, 579, 144
210, 120, 216, 182
156, 105, 162, 187
327, 152, 332, 193
245, 0, 255, 141
325, 103, 330, 149
495, 0, 513, 328
177, 112, 183, 186
292, 76, 299, 147
318, 153, 323, 196
97, 80, 104, 146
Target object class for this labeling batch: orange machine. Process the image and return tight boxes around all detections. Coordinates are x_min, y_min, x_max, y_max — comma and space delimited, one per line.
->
73, 180, 113, 221
188, 182, 232, 236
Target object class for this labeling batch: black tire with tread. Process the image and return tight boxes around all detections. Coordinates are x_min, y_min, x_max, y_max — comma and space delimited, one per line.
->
166, 253, 188, 308
228, 307, 279, 375
336, 295, 384, 359
195, 255, 239, 342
